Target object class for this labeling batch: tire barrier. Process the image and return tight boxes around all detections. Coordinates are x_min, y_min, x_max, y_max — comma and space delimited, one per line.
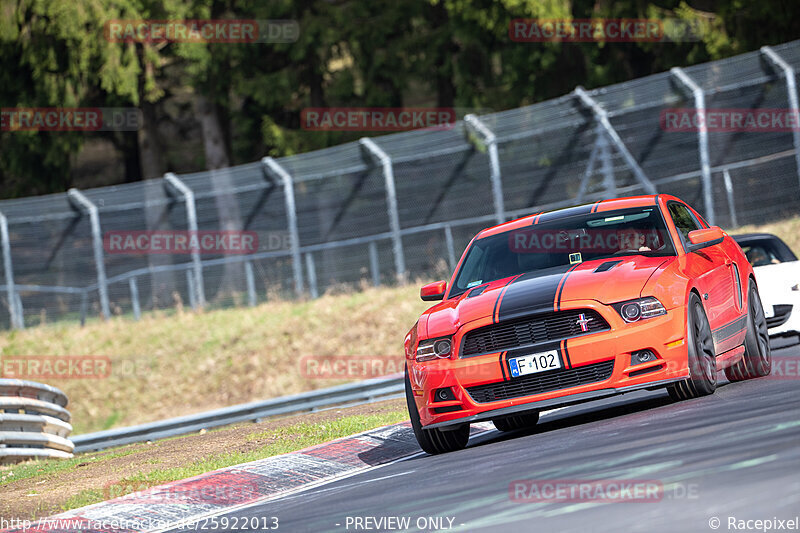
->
0, 379, 74, 464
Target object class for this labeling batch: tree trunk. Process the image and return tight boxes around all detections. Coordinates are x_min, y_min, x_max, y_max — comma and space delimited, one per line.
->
196, 94, 243, 303
136, 44, 173, 310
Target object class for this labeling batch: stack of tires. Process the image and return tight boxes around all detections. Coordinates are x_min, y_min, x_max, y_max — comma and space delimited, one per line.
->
0, 379, 74, 464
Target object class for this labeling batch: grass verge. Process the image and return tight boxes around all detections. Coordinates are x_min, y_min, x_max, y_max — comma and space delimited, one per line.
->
0, 398, 408, 521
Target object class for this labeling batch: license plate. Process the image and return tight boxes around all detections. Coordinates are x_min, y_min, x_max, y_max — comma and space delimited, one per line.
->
764, 306, 775, 318
509, 350, 562, 378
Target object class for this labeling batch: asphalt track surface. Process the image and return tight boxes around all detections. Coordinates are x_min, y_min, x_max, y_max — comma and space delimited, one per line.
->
170, 337, 800, 533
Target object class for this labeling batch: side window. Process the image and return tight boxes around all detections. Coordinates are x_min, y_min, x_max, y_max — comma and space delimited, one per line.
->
668, 203, 701, 243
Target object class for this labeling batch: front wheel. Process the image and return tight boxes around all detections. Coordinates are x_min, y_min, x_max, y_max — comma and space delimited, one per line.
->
725, 280, 771, 381
667, 293, 717, 401
405, 370, 469, 455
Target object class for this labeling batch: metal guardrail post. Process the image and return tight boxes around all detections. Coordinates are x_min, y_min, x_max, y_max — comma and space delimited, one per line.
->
573, 87, 657, 199
359, 138, 406, 281
13, 293, 23, 327
186, 270, 197, 309
761, 46, 800, 191
164, 173, 205, 308
244, 261, 256, 306
67, 189, 110, 319
368, 241, 380, 287
262, 157, 304, 297
305, 253, 318, 299
464, 114, 506, 224
722, 170, 739, 228
444, 225, 457, 271
129, 277, 141, 320
79, 291, 88, 326
669, 68, 715, 225
0, 212, 23, 329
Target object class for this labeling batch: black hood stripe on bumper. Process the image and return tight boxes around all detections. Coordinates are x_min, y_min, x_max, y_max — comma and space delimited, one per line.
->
492, 274, 523, 323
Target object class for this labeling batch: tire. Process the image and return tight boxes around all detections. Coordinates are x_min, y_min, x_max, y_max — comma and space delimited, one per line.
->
725, 280, 771, 381
492, 412, 540, 432
667, 293, 717, 401
404, 370, 469, 455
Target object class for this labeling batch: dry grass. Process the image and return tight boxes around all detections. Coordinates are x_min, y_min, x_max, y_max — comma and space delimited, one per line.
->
0, 284, 427, 434
731, 215, 800, 254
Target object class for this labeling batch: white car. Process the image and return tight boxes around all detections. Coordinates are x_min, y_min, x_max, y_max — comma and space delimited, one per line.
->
733, 233, 800, 343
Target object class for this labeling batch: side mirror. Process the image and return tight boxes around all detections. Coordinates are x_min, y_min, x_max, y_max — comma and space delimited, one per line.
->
687, 226, 725, 252
420, 280, 447, 301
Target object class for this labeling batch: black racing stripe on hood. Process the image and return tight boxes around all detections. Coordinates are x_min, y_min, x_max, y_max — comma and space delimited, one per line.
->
555, 263, 581, 311
496, 264, 572, 321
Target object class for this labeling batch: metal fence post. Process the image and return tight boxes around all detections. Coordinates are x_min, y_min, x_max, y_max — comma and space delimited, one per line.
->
244, 261, 256, 307
186, 270, 197, 309
444, 225, 457, 271
573, 87, 657, 199
0, 211, 23, 329
359, 138, 406, 281
262, 157, 304, 297
79, 291, 88, 326
67, 189, 110, 319
129, 277, 141, 320
164, 173, 205, 308
722, 170, 739, 228
305, 253, 319, 299
368, 241, 380, 287
761, 46, 800, 191
670, 68, 715, 225
464, 114, 505, 224
128, 276, 142, 320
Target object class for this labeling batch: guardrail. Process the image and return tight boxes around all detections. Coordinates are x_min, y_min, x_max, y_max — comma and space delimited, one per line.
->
72, 375, 404, 453
0, 379, 74, 464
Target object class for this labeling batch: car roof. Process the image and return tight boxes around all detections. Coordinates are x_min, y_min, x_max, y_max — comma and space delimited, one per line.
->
731, 233, 785, 244
732, 232, 798, 262
477, 195, 663, 239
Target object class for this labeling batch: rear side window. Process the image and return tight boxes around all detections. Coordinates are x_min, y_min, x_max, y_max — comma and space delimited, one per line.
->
668, 203, 701, 243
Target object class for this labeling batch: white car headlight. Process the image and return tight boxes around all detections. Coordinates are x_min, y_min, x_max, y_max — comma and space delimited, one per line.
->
614, 297, 667, 323
416, 337, 453, 362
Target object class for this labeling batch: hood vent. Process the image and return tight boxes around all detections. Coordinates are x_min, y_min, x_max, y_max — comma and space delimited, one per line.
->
594, 260, 622, 273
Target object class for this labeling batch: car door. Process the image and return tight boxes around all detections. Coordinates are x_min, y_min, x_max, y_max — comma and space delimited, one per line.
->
667, 202, 738, 346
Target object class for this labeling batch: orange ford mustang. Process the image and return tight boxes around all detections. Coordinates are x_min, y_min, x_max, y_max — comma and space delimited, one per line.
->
404, 195, 772, 454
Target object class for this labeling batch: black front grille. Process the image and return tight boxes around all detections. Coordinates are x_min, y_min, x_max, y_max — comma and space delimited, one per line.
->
461, 310, 609, 357
466, 359, 615, 403
766, 305, 792, 329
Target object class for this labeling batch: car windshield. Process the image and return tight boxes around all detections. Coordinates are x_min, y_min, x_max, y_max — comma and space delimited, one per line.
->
450, 206, 676, 298
738, 239, 798, 266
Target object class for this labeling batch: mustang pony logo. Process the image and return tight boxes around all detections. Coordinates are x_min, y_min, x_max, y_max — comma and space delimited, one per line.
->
576, 313, 591, 332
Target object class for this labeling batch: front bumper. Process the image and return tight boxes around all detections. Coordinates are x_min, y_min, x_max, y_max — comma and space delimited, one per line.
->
408, 299, 690, 429
762, 294, 800, 337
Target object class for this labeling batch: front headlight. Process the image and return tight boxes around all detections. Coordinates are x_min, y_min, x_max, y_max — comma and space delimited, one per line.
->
792, 284, 799, 292
614, 297, 667, 323
416, 337, 453, 362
